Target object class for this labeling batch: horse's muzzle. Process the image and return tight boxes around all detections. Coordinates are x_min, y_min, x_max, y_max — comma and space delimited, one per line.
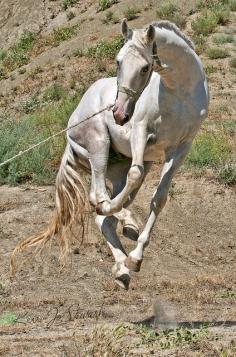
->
112, 96, 135, 126
112, 106, 130, 126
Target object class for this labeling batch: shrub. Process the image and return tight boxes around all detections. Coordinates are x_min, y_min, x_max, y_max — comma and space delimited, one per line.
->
193, 34, 207, 54
215, 7, 230, 25
191, 12, 218, 35
0, 94, 82, 185
123, 6, 141, 21
218, 162, 236, 185
229, 57, 236, 68
229, 0, 236, 11
207, 47, 229, 59
196, 0, 233, 10
157, 2, 178, 18
86, 36, 124, 59
97, 0, 118, 12
156, 2, 186, 28
186, 131, 231, 169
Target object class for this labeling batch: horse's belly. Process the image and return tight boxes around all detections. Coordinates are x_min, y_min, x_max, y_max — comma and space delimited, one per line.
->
144, 142, 166, 162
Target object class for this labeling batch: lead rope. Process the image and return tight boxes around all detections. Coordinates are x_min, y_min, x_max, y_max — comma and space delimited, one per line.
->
0, 103, 114, 168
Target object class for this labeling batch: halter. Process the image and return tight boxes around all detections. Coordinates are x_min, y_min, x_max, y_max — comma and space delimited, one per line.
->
116, 43, 162, 101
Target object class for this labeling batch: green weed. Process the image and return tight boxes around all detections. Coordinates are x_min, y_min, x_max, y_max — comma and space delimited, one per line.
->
97, 0, 118, 12
18, 67, 26, 75
28, 66, 43, 79
0, 48, 7, 61
14, 31, 36, 52
205, 65, 217, 76
53, 24, 78, 44
43, 84, 67, 102
123, 6, 141, 21
186, 131, 231, 169
213, 34, 234, 44
67, 11, 76, 20
22, 94, 40, 114
137, 325, 209, 349
73, 48, 83, 57
86, 36, 124, 59
207, 47, 230, 59
63, 0, 79, 10
102, 10, 119, 24
156, 2, 186, 28
0, 94, 82, 185
0, 31, 36, 74
0, 313, 19, 326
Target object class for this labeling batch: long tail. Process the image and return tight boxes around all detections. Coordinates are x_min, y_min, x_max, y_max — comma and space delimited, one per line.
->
11, 144, 91, 274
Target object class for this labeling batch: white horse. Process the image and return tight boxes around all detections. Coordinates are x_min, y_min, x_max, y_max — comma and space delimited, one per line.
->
12, 20, 209, 290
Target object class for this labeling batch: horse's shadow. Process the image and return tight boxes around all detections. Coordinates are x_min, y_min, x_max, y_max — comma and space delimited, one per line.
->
134, 315, 236, 329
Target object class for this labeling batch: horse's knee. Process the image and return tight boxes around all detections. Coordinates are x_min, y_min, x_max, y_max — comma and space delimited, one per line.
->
128, 165, 144, 185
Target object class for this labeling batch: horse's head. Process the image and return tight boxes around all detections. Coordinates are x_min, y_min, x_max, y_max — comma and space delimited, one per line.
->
113, 19, 157, 125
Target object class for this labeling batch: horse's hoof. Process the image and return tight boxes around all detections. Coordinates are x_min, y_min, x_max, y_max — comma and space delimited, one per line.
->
123, 224, 139, 241
125, 255, 142, 272
115, 274, 130, 290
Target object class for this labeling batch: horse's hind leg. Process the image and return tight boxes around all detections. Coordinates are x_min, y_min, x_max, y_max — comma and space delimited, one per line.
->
125, 142, 192, 273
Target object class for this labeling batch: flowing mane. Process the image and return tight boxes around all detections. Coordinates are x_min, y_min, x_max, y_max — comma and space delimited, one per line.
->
152, 20, 195, 50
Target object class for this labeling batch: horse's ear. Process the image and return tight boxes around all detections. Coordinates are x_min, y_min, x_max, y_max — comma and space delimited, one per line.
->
121, 18, 132, 39
146, 24, 155, 44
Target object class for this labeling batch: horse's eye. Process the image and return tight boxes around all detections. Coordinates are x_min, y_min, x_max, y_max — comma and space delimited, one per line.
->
116, 60, 120, 68
142, 65, 149, 73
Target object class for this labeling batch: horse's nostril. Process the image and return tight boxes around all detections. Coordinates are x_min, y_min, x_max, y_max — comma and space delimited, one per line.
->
124, 114, 129, 123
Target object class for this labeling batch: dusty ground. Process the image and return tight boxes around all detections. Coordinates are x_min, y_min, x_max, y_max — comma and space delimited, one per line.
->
0, 169, 236, 356
0, 0, 236, 355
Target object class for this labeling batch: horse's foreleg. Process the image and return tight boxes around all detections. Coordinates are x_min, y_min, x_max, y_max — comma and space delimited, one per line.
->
97, 123, 148, 215
125, 142, 192, 272
95, 215, 130, 290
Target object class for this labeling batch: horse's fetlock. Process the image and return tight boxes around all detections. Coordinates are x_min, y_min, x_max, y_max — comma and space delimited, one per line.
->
128, 165, 144, 183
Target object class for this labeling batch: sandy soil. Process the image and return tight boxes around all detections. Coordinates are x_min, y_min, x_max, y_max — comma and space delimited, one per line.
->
0, 169, 235, 356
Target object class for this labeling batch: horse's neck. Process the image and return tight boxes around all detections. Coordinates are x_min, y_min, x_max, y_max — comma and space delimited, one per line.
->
155, 29, 203, 94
